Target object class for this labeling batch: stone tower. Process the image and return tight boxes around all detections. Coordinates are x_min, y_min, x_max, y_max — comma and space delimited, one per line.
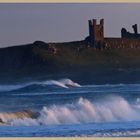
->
132, 24, 138, 35
88, 19, 104, 48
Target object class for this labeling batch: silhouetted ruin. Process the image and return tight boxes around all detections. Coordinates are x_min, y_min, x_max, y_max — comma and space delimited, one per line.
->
86, 19, 140, 49
121, 24, 140, 39
88, 19, 104, 48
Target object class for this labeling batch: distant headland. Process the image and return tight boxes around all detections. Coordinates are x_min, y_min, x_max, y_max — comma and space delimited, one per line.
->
1, 19, 140, 84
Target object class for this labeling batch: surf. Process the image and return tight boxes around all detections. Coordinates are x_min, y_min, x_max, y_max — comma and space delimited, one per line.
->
0, 78, 81, 92
1, 95, 140, 126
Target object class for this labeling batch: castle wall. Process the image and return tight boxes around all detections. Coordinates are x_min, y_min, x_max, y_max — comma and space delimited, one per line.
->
104, 38, 140, 49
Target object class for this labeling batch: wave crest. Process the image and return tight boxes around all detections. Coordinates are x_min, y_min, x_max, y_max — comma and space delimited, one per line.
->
0, 78, 81, 92
1, 95, 140, 126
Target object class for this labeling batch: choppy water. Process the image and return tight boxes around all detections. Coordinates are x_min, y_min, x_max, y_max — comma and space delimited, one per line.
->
0, 78, 140, 137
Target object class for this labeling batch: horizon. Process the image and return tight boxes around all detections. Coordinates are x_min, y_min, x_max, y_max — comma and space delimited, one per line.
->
0, 3, 140, 47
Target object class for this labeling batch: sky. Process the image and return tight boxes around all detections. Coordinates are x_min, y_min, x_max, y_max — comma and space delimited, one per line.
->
0, 3, 140, 47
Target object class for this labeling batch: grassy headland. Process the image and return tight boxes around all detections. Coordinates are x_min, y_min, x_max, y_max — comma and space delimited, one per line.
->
1, 39, 140, 84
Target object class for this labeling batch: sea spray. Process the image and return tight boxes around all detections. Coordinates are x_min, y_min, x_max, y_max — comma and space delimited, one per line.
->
5, 95, 140, 126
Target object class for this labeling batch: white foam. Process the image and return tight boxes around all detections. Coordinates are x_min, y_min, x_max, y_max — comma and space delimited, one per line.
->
42, 80, 69, 89
58, 79, 81, 87
93, 130, 140, 137
9, 96, 140, 126
0, 78, 81, 92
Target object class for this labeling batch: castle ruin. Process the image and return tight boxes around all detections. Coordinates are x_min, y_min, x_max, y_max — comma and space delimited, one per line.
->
86, 19, 140, 49
88, 19, 104, 48
121, 24, 140, 39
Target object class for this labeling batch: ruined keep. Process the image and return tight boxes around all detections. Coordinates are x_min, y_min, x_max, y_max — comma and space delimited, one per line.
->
121, 24, 140, 39
88, 19, 104, 48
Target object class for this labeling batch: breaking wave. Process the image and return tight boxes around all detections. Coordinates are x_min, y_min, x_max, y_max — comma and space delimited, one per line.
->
0, 78, 81, 92
1, 95, 140, 126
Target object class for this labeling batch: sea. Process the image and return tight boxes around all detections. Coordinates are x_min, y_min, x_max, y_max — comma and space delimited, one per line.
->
0, 77, 140, 137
